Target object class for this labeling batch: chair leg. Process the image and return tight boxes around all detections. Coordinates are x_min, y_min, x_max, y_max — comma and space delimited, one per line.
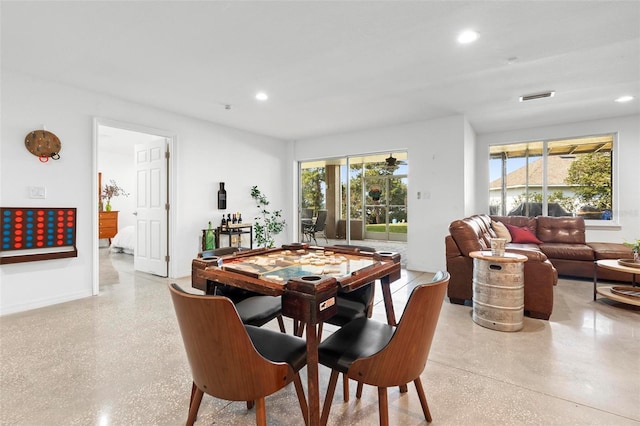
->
414, 377, 432, 422
277, 315, 286, 333
294, 320, 304, 337
378, 387, 389, 426
247, 400, 255, 410
321, 370, 340, 426
293, 372, 309, 426
255, 397, 267, 426
342, 374, 350, 402
356, 381, 364, 399
317, 322, 324, 340
187, 384, 204, 426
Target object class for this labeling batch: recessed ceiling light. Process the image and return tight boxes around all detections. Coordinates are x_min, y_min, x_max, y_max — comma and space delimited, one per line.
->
614, 95, 634, 103
255, 92, 268, 101
457, 30, 479, 44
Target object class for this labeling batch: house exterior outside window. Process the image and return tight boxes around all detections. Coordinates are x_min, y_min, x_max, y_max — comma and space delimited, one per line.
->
489, 134, 614, 221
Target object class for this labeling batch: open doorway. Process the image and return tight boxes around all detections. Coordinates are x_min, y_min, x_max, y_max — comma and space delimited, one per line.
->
94, 119, 174, 294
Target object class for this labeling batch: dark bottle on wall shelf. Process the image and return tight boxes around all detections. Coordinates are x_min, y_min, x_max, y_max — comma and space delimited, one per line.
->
232, 213, 237, 224
217, 182, 227, 210
238, 213, 242, 223
221, 215, 227, 229
227, 213, 231, 224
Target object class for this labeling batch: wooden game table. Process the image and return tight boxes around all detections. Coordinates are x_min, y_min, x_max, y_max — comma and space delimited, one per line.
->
192, 243, 402, 426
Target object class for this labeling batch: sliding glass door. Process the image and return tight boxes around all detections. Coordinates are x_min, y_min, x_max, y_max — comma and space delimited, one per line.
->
299, 152, 408, 245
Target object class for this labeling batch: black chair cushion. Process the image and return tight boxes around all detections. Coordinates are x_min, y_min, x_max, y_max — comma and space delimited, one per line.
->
325, 284, 373, 326
327, 297, 368, 326
318, 317, 395, 373
246, 325, 307, 372
215, 284, 263, 302
234, 296, 282, 327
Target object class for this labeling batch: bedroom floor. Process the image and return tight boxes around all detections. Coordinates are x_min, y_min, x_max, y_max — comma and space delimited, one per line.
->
1, 248, 639, 425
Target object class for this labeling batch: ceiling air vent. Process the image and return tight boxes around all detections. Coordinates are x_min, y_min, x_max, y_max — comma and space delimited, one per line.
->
519, 91, 555, 102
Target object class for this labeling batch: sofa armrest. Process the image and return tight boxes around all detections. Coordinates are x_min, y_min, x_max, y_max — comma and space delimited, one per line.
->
505, 247, 549, 263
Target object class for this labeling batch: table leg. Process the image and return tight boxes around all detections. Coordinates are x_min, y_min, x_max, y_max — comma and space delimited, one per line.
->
380, 279, 397, 326
593, 261, 598, 301
306, 323, 320, 426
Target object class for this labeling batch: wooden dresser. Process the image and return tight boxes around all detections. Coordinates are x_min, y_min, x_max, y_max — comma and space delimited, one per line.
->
99, 211, 119, 243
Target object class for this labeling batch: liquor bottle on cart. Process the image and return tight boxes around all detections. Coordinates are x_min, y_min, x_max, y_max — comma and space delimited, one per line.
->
205, 221, 215, 251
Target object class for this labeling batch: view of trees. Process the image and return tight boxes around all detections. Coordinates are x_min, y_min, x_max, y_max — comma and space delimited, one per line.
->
301, 158, 409, 236
300, 167, 326, 212
565, 152, 612, 210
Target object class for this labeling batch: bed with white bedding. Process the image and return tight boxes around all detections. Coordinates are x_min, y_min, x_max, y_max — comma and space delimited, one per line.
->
110, 225, 135, 255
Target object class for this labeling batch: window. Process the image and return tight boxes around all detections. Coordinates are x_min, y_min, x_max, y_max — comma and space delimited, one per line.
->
299, 152, 409, 243
489, 135, 614, 221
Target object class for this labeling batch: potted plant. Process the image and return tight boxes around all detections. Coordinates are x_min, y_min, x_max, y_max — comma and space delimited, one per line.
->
250, 186, 285, 248
368, 188, 382, 201
101, 179, 129, 211
623, 239, 640, 262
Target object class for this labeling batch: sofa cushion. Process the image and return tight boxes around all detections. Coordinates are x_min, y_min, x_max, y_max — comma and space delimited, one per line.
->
537, 216, 586, 244
505, 224, 544, 244
540, 243, 594, 261
587, 242, 634, 260
491, 220, 512, 243
449, 219, 487, 256
491, 215, 537, 235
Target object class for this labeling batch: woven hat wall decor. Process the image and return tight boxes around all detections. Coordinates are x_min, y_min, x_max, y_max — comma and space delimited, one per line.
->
24, 130, 61, 162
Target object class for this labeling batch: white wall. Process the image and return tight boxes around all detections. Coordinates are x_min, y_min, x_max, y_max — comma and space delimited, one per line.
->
1, 71, 291, 315
477, 115, 640, 243
463, 118, 477, 216
294, 115, 468, 272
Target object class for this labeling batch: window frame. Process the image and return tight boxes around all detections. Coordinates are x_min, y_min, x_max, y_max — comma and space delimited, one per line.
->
488, 133, 618, 227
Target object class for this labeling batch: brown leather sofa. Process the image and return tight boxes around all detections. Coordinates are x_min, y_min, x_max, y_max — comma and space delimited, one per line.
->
445, 214, 633, 320
491, 215, 632, 282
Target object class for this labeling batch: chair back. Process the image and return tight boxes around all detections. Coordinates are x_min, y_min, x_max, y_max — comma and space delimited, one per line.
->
314, 210, 328, 232
169, 284, 294, 401
348, 272, 449, 387
301, 208, 314, 219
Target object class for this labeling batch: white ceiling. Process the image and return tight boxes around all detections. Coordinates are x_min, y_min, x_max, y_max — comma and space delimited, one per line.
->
2, 1, 639, 141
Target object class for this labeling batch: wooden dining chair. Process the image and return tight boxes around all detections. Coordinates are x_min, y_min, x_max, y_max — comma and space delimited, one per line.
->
200, 247, 286, 332
317, 271, 450, 425
169, 284, 308, 426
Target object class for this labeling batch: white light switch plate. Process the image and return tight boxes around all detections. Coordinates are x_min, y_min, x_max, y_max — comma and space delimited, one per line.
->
29, 186, 46, 199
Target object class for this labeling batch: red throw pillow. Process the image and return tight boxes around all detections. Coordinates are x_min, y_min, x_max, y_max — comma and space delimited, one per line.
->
504, 223, 543, 244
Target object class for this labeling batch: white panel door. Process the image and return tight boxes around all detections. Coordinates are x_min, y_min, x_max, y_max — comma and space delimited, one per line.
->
134, 139, 168, 277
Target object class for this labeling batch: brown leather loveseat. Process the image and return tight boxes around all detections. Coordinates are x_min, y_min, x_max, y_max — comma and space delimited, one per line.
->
445, 214, 633, 321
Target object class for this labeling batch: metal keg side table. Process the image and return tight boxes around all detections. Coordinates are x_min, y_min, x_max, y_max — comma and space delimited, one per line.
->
469, 251, 528, 332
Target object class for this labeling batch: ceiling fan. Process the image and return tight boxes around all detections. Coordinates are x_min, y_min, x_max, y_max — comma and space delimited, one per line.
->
384, 153, 406, 168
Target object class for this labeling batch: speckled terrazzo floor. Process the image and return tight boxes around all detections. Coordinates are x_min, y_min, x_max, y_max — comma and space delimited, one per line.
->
1, 248, 639, 425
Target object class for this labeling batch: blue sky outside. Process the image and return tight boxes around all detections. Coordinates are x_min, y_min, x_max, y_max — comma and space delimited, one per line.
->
489, 157, 528, 181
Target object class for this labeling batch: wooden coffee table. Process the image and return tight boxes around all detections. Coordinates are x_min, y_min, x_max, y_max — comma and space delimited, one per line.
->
593, 259, 640, 306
